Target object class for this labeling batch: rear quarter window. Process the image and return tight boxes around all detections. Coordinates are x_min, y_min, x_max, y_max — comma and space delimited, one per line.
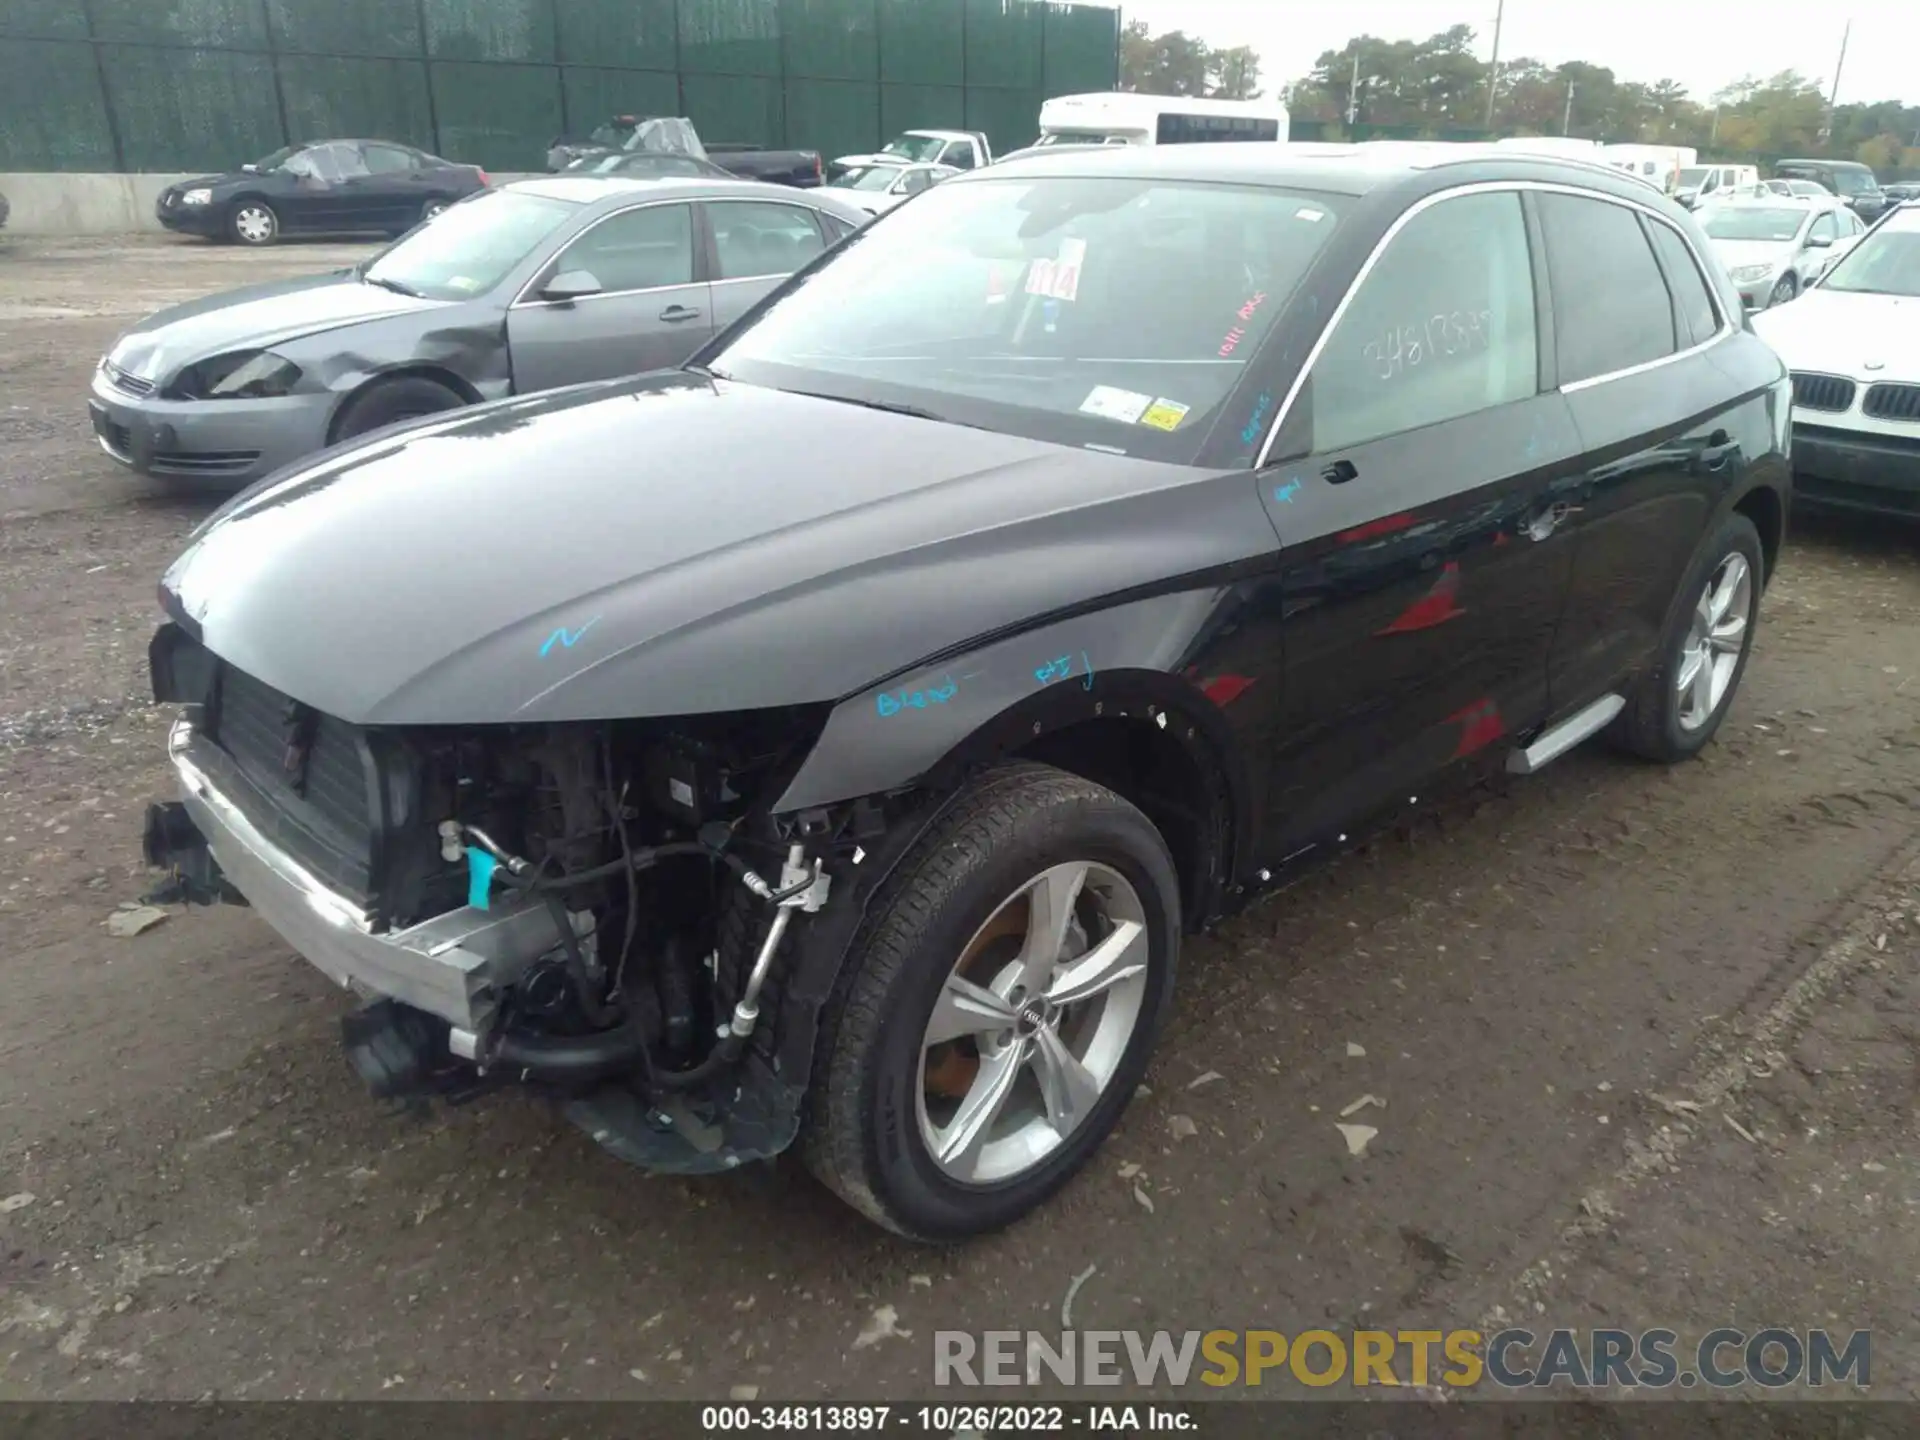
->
1644, 220, 1721, 348
1536, 192, 1678, 384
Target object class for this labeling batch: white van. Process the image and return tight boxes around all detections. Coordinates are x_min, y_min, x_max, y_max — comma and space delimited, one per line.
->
1035, 93, 1289, 148
1600, 144, 1696, 193
1675, 162, 1760, 209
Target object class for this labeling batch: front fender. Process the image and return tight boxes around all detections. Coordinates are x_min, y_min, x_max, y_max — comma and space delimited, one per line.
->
772, 587, 1253, 840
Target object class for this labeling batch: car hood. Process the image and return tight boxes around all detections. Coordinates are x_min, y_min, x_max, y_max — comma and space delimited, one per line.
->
1751, 288, 1920, 378
1707, 238, 1791, 270
107, 272, 444, 382
162, 373, 1270, 726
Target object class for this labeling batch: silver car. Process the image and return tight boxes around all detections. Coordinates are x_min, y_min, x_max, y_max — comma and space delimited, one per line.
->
88, 176, 870, 488
1697, 195, 1867, 311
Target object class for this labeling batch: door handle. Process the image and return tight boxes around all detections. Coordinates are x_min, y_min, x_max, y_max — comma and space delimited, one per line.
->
659, 305, 703, 323
1321, 458, 1359, 485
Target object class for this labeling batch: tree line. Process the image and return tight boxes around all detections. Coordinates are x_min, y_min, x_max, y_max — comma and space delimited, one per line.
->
1120, 21, 1920, 173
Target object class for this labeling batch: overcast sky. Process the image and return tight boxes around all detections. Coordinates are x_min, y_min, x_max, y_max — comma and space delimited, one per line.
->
1121, 0, 1919, 108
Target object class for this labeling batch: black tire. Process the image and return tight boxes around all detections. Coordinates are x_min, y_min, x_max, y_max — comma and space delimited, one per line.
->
802, 762, 1181, 1241
1769, 273, 1798, 306
228, 199, 279, 246
1609, 512, 1764, 762
331, 376, 466, 444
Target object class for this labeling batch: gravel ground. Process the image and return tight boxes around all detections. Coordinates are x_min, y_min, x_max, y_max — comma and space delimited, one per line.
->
1, 234, 1916, 1403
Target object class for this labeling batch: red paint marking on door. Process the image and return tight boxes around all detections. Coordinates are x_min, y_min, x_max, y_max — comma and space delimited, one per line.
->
1447, 697, 1505, 759
1376, 561, 1465, 635
1198, 674, 1256, 707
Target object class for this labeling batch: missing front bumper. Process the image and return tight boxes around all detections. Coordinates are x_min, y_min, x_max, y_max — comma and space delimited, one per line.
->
160, 716, 560, 1032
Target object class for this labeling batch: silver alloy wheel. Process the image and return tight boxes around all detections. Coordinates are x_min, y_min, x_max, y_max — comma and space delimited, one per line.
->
234, 205, 275, 243
1676, 552, 1752, 731
916, 861, 1149, 1185
1770, 273, 1796, 305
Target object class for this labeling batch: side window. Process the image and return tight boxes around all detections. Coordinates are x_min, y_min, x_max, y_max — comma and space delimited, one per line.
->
1645, 219, 1720, 347
817, 211, 857, 244
1309, 190, 1539, 454
555, 204, 694, 292
899, 168, 931, 195
362, 144, 419, 175
309, 142, 368, 179
945, 143, 976, 170
711, 200, 826, 279
1809, 212, 1837, 243
1536, 192, 1677, 384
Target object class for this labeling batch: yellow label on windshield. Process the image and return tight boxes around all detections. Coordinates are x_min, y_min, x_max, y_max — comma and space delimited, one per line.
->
1140, 399, 1190, 432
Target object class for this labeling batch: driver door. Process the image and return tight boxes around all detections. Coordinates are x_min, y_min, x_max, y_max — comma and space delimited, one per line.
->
507, 202, 712, 391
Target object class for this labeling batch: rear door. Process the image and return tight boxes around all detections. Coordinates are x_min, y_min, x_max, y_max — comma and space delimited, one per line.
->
356, 142, 432, 229
1255, 187, 1583, 857
507, 201, 712, 391
703, 198, 830, 332
1536, 191, 1751, 708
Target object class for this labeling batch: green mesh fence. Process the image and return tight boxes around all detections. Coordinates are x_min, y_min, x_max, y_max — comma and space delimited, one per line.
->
0, 0, 90, 41
555, 0, 678, 69
0, 40, 116, 168
265, 0, 422, 58
0, 0, 1117, 172
279, 57, 437, 151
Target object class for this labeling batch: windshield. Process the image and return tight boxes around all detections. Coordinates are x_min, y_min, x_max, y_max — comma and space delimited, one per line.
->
362, 190, 578, 301
1676, 167, 1710, 189
705, 176, 1346, 460
1042, 130, 1121, 146
838, 165, 904, 192
1818, 216, 1920, 297
1702, 207, 1807, 243
588, 122, 635, 146
1829, 169, 1877, 196
251, 145, 299, 171
882, 134, 947, 162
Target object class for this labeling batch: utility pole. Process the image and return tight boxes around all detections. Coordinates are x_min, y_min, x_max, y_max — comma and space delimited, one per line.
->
1827, 19, 1850, 108
1347, 52, 1360, 126
1483, 0, 1505, 130
1709, 104, 1720, 147
1563, 79, 1576, 135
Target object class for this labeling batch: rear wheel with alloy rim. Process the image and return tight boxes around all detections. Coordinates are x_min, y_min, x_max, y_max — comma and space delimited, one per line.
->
420, 198, 449, 222
803, 763, 1180, 1240
229, 201, 278, 246
1610, 512, 1764, 762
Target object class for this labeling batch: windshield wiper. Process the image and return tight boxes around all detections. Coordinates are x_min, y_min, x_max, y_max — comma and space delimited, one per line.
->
362, 275, 423, 297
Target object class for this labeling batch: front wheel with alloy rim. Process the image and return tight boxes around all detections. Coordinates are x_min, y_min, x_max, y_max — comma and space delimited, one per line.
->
1610, 512, 1764, 762
229, 201, 278, 246
1769, 273, 1798, 306
803, 763, 1180, 1240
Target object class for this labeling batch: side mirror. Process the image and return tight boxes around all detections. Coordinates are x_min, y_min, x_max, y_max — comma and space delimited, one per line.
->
541, 269, 603, 302
241, 163, 258, 173
1806, 234, 1832, 249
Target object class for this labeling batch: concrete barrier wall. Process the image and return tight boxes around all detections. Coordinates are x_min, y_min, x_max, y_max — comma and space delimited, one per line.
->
0, 173, 197, 235
0, 173, 542, 236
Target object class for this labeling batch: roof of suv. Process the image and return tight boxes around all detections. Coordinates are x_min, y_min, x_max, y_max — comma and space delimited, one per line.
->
976, 140, 1683, 201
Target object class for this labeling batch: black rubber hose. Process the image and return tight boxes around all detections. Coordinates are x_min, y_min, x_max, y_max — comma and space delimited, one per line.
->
543, 893, 620, 1028
490, 1018, 651, 1085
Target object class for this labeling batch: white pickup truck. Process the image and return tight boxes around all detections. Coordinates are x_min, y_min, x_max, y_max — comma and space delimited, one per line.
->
829, 129, 991, 179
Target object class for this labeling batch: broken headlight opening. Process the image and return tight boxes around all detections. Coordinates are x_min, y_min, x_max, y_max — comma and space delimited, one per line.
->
167, 350, 302, 401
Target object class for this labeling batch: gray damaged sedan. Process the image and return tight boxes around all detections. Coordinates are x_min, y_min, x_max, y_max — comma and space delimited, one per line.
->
88, 176, 869, 487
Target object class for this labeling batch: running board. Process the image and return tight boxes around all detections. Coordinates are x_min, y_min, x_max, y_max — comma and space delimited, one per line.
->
1506, 694, 1625, 775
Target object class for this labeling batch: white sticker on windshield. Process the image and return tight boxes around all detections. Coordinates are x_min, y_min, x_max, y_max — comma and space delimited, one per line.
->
1027, 236, 1087, 302
1295, 207, 1325, 222
1080, 385, 1153, 424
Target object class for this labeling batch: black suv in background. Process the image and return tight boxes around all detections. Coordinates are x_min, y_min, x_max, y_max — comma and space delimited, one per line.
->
1775, 158, 1891, 222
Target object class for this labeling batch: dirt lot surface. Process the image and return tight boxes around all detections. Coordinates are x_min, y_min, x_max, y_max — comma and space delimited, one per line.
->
1, 235, 1917, 1404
